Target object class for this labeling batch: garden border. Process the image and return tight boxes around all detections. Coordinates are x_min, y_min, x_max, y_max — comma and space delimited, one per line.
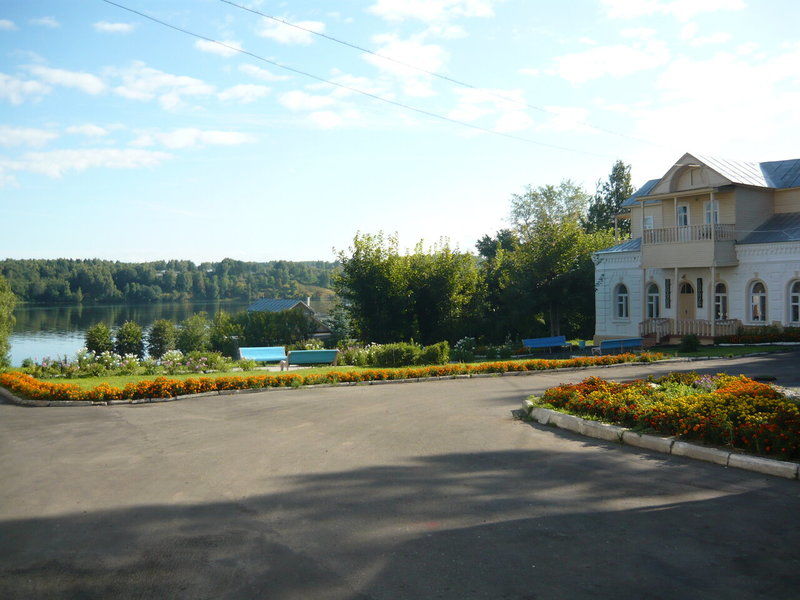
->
0, 353, 776, 407
521, 401, 800, 481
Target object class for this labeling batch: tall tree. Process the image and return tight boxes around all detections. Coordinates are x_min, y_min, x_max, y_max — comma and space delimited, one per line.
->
585, 160, 635, 234
0, 274, 17, 366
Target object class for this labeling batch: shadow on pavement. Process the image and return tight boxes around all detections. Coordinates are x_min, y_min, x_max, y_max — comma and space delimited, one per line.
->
2, 447, 799, 599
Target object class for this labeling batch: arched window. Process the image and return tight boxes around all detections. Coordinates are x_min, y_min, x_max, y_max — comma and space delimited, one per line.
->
646, 283, 660, 318
750, 281, 767, 322
790, 281, 800, 323
714, 283, 728, 320
615, 284, 629, 319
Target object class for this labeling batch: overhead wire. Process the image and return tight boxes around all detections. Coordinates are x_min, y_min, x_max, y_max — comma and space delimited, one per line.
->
100, 0, 613, 158
219, 0, 665, 149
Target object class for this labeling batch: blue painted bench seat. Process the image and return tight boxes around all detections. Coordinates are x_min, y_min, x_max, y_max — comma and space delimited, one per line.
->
595, 338, 644, 355
239, 346, 287, 363
280, 349, 339, 371
522, 336, 569, 351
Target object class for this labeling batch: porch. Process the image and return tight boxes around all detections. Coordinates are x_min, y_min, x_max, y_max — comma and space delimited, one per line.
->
639, 318, 741, 343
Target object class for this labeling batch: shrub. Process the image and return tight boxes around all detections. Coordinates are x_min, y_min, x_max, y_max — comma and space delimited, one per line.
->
452, 337, 476, 362
185, 351, 232, 372
679, 334, 700, 352
147, 319, 176, 359
177, 313, 210, 353
238, 358, 257, 371
419, 341, 450, 365
288, 338, 324, 351
115, 321, 144, 358
339, 344, 373, 367
85, 323, 114, 354
372, 342, 422, 367
209, 311, 242, 358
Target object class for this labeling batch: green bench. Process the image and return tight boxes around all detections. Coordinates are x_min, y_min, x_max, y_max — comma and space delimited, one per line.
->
280, 349, 339, 371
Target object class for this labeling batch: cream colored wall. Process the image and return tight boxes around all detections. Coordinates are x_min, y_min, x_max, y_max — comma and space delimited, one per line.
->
775, 188, 800, 213
735, 187, 774, 241
629, 203, 663, 238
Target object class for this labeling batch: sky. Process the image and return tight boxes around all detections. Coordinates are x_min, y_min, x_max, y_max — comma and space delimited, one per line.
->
1, 0, 799, 263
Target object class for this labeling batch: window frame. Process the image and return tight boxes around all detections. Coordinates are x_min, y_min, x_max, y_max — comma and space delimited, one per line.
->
749, 281, 767, 323
714, 282, 728, 321
703, 200, 719, 225
790, 280, 800, 324
676, 204, 690, 227
646, 283, 660, 319
614, 283, 629, 320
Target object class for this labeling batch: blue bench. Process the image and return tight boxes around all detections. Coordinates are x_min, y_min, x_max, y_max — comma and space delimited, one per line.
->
522, 336, 569, 352
595, 338, 644, 355
280, 349, 339, 371
239, 346, 287, 363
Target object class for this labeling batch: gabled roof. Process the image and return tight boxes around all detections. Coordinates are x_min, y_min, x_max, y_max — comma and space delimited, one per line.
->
595, 237, 641, 254
620, 154, 800, 208
247, 298, 308, 312
739, 212, 800, 245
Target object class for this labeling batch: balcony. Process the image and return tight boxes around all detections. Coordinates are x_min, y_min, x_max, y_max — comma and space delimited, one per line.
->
640, 318, 741, 342
641, 224, 738, 268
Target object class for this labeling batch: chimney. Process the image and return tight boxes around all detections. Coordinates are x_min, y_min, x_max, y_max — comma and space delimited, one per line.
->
306, 296, 312, 307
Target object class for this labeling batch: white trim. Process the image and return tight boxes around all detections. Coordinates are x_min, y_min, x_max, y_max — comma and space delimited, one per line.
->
747, 279, 768, 323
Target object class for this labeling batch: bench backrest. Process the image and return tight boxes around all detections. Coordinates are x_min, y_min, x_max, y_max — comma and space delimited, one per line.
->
239, 346, 287, 361
287, 349, 339, 365
599, 338, 643, 350
522, 336, 567, 348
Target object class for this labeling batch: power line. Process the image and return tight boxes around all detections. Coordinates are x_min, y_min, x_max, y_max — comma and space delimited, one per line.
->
220, 0, 664, 149
100, 0, 611, 158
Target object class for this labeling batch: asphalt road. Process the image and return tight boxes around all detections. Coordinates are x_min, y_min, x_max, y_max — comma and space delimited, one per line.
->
2, 353, 800, 599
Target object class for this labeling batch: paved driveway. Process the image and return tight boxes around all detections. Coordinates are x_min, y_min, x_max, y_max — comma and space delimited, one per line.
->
2, 353, 800, 599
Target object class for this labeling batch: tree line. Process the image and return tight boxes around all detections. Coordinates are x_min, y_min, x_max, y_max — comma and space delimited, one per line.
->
0, 258, 337, 304
333, 161, 633, 344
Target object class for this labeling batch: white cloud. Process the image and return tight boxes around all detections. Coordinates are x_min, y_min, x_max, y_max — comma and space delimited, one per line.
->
28, 65, 106, 95
110, 61, 215, 109
518, 67, 540, 76
93, 21, 136, 34
131, 128, 256, 149
681, 24, 732, 45
0, 126, 58, 147
217, 84, 270, 103
0, 19, 17, 31
600, 0, 745, 20
66, 124, 109, 137
0, 148, 170, 178
239, 63, 291, 82
364, 34, 448, 97
308, 110, 344, 129
256, 17, 325, 45
551, 39, 670, 83
368, 0, 500, 22
29, 16, 60, 28
279, 90, 336, 111
447, 87, 533, 133
194, 39, 243, 57
493, 111, 534, 133
0, 72, 50, 104
538, 106, 592, 133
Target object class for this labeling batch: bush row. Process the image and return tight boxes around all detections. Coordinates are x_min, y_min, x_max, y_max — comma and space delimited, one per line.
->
0, 352, 665, 402
536, 372, 800, 459
339, 341, 450, 367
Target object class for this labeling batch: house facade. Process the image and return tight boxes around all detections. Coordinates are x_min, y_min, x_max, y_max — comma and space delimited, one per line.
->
593, 152, 800, 344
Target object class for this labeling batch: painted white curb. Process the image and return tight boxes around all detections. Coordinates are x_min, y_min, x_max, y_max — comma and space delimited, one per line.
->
522, 403, 800, 481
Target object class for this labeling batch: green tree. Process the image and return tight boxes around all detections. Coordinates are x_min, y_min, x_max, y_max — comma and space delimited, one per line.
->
85, 322, 114, 354
147, 319, 176, 359
320, 303, 353, 347
585, 160, 635, 234
115, 321, 144, 357
0, 274, 17, 367
176, 312, 210, 353
209, 311, 243, 358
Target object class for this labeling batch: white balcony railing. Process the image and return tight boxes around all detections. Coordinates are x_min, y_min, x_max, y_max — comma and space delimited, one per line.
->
640, 318, 741, 341
643, 224, 735, 245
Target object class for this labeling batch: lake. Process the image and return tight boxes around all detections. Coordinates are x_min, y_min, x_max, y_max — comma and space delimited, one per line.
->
8, 298, 335, 366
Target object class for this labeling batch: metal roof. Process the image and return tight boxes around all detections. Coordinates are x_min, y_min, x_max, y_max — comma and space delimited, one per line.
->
620, 179, 660, 208
595, 237, 641, 254
247, 298, 307, 312
739, 212, 800, 245
760, 159, 800, 188
692, 154, 769, 188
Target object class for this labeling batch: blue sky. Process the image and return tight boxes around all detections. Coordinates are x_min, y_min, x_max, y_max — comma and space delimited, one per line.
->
1, 0, 799, 262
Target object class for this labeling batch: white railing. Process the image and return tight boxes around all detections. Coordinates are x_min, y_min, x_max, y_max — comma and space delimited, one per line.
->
639, 318, 741, 340
643, 224, 735, 245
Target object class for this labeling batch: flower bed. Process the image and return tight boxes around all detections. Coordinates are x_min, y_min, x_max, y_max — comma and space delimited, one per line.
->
535, 372, 800, 460
0, 352, 665, 403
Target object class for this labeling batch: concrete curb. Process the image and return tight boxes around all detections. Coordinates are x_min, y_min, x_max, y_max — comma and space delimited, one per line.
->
521, 402, 800, 481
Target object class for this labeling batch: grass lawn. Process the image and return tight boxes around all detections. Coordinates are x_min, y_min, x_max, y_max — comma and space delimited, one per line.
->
56, 366, 373, 390
658, 345, 787, 358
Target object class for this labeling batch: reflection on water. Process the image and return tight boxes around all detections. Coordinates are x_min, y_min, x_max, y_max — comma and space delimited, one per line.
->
9, 299, 334, 366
